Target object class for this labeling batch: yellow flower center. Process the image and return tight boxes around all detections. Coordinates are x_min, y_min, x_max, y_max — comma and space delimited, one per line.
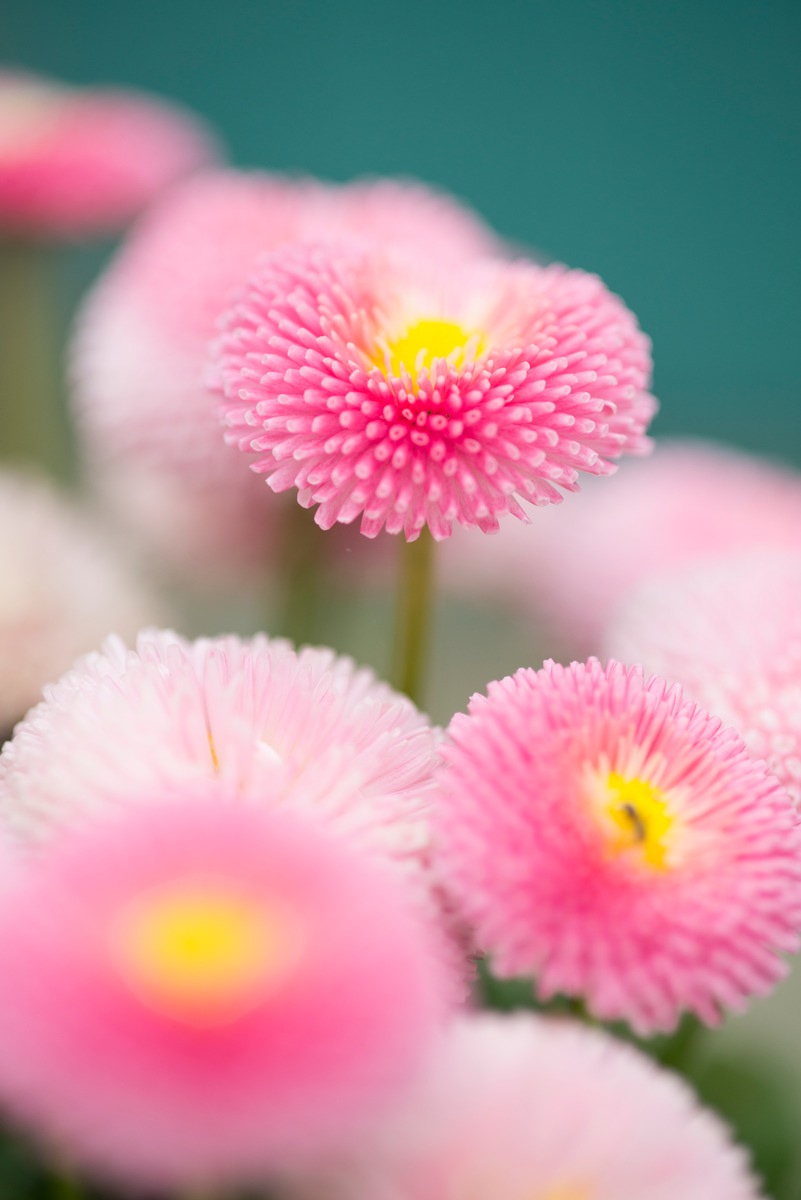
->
601, 772, 673, 869
378, 317, 484, 377
110, 876, 299, 1026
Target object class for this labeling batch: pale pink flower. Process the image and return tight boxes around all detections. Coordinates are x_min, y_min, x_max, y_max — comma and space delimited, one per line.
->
297, 1013, 763, 1200
607, 551, 801, 808
214, 241, 655, 540
442, 440, 801, 654
0, 470, 161, 734
71, 171, 498, 579
0, 796, 447, 1188
434, 658, 801, 1034
0, 629, 437, 854
0, 629, 465, 985
0, 70, 217, 238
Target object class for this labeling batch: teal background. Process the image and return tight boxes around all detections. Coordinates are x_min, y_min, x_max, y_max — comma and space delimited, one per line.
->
5, 0, 801, 459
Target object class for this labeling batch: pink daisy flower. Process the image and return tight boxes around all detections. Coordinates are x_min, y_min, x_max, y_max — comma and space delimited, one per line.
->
0, 70, 216, 238
0, 470, 161, 735
214, 241, 655, 540
0, 629, 439, 855
0, 629, 438, 859
607, 551, 801, 808
71, 170, 498, 580
434, 658, 801, 1033
0, 796, 447, 1188
442, 440, 801, 654
0, 629, 470, 989
296, 1014, 762, 1200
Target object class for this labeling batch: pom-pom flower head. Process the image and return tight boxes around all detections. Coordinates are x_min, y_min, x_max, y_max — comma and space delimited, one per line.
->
435, 658, 801, 1033
0, 629, 437, 862
0, 630, 468, 990
72, 170, 498, 578
0, 796, 447, 1188
215, 242, 656, 540
301, 1014, 762, 1200
0, 70, 216, 238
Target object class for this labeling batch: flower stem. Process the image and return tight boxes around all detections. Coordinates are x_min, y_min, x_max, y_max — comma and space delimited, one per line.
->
274, 501, 328, 647
391, 528, 436, 708
0, 239, 69, 479
49, 1170, 86, 1199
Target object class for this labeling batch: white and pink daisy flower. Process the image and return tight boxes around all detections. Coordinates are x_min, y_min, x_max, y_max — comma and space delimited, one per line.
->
71, 170, 498, 580
296, 1014, 762, 1200
0, 70, 217, 238
607, 551, 801, 808
434, 658, 801, 1033
0, 796, 448, 1188
0, 630, 469, 990
0, 629, 438, 858
214, 241, 656, 540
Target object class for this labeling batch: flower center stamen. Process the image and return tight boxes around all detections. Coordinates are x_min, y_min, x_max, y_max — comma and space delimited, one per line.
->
378, 317, 484, 378
602, 772, 673, 869
109, 876, 299, 1026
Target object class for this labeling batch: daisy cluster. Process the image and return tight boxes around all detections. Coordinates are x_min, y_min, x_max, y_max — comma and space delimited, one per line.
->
0, 68, 799, 1200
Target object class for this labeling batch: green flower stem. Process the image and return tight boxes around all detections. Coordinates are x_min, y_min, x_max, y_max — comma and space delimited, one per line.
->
274, 501, 329, 647
0, 239, 68, 478
654, 1013, 705, 1074
391, 528, 436, 708
49, 1169, 86, 1199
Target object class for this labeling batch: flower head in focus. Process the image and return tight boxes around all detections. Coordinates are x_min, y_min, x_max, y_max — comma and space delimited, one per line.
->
214, 242, 656, 540
434, 658, 801, 1033
297, 1014, 763, 1200
71, 170, 499, 580
0, 796, 447, 1188
607, 550, 801, 808
0, 70, 217, 238
0, 470, 161, 735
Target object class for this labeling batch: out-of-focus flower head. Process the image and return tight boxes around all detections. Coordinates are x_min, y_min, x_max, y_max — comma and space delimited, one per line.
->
607, 550, 801, 808
214, 241, 655, 541
442, 440, 801, 655
435, 658, 801, 1034
0, 796, 448, 1188
71, 170, 499, 581
0, 630, 466, 987
0, 470, 161, 735
295, 1013, 763, 1200
0, 69, 217, 238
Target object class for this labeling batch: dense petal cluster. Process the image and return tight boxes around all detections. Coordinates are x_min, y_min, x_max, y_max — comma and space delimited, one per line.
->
435, 658, 801, 1033
0, 471, 161, 734
441, 439, 801, 653
0, 70, 216, 238
0, 797, 447, 1188
0, 629, 467, 986
72, 171, 497, 578
0, 629, 438, 859
214, 242, 656, 540
296, 1014, 762, 1200
607, 551, 801, 807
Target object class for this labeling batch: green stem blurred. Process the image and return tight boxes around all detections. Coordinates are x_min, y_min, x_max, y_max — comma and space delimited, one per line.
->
49, 1170, 86, 1199
0, 239, 68, 479
654, 1013, 705, 1073
391, 528, 436, 708
274, 501, 328, 646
